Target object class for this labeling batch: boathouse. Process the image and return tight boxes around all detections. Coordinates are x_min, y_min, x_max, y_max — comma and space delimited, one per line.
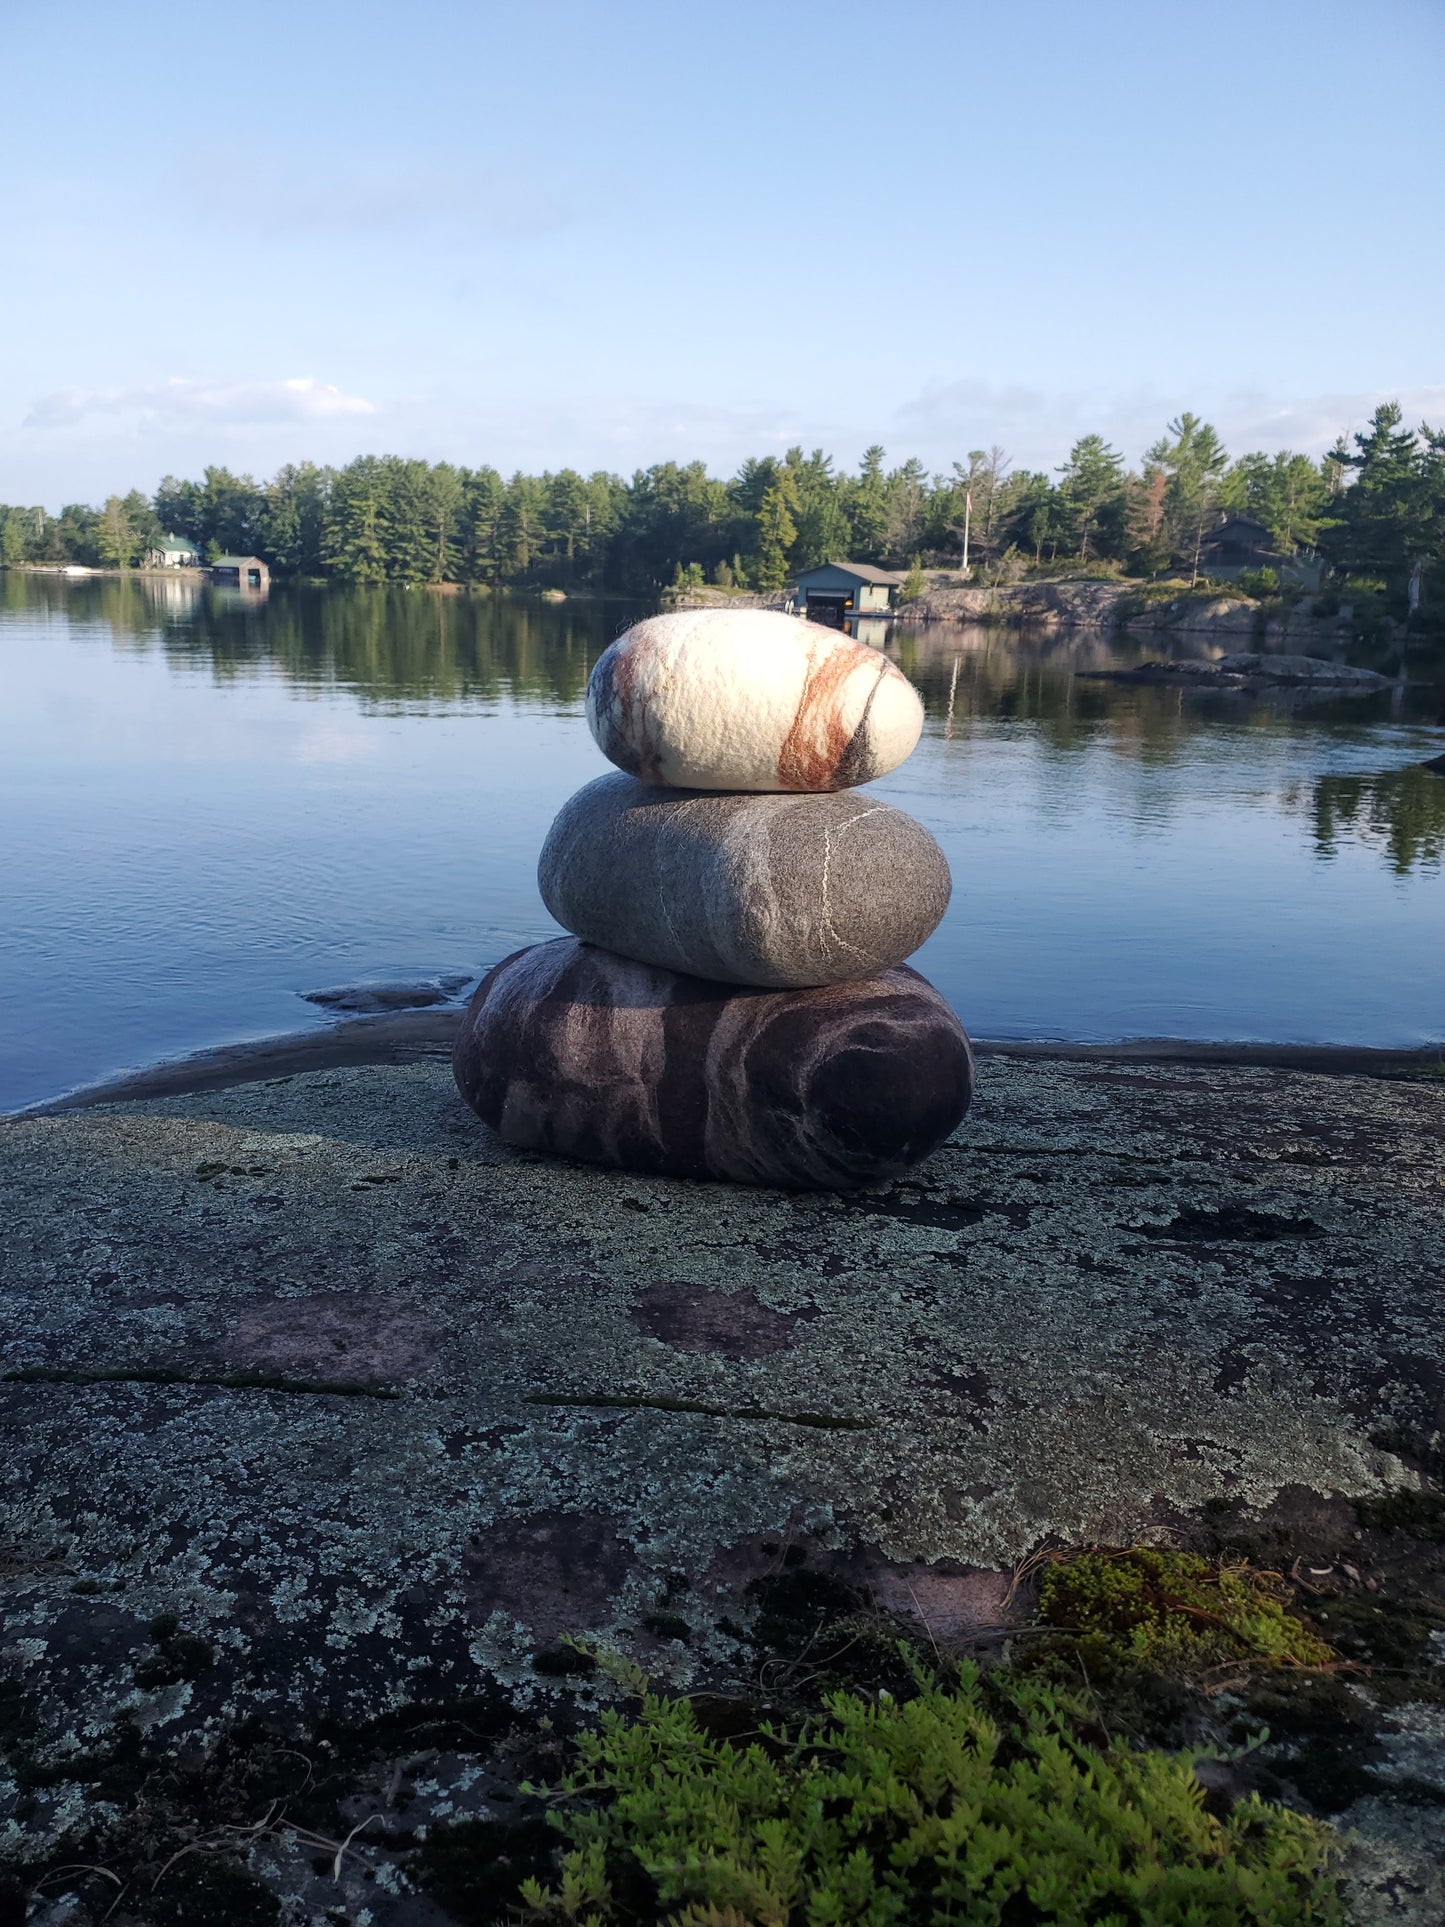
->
793, 561, 902, 626
210, 555, 269, 590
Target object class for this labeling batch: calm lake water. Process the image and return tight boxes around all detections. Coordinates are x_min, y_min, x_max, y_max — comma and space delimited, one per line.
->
2, 572, 1442, 1112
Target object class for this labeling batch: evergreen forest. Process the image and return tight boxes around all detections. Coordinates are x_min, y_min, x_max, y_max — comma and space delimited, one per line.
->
3, 403, 1442, 615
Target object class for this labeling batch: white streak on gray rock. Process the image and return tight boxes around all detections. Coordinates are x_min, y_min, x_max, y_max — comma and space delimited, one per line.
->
538, 773, 952, 988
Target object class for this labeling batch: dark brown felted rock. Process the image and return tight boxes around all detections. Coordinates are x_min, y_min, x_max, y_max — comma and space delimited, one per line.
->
452, 938, 973, 1190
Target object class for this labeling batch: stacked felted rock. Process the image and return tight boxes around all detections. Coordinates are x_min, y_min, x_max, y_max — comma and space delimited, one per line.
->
453, 609, 973, 1189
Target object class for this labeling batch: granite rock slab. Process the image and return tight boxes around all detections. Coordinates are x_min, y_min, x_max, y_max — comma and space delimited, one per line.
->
586, 608, 924, 792
2, 1054, 1444, 1887
539, 773, 952, 987
452, 937, 974, 1188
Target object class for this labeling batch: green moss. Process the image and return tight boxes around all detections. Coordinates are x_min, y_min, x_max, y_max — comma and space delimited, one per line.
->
517, 1665, 1343, 1924
1037, 1549, 1336, 1676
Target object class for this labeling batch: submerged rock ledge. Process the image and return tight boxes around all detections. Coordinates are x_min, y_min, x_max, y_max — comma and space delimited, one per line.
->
1, 1052, 1443, 1910
11, 1007, 1443, 1118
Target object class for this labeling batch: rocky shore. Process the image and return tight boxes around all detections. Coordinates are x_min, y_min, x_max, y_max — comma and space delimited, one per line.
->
897, 575, 1365, 647
662, 575, 1382, 652
2, 1044, 1444, 1919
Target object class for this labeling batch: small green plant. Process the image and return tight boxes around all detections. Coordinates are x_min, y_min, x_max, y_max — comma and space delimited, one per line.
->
901, 553, 925, 602
1237, 567, 1281, 599
519, 1663, 1342, 1924
1037, 1549, 1336, 1676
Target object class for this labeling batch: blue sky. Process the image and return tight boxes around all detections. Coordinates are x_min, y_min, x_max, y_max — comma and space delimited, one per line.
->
4, 0, 1442, 504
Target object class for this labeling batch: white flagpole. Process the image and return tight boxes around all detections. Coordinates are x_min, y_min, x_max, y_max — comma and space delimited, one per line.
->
962, 493, 972, 575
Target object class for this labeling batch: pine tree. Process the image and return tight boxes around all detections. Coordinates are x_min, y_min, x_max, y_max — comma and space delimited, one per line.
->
1217, 451, 1329, 553
497, 473, 546, 579
423, 464, 464, 584
754, 473, 799, 590
324, 458, 388, 583
1144, 415, 1229, 580
1057, 436, 1126, 561
97, 495, 137, 569
847, 446, 889, 560
786, 448, 850, 569
461, 467, 506, 582
263, 463, 331, 576
1321, 403, 1429, 583
381, 458, 436, 583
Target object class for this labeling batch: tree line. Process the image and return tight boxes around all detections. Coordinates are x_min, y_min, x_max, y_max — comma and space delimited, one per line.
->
3, 403, 1441, 605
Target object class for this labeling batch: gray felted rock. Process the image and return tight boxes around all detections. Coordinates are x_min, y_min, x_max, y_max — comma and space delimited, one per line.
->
538, 773, 951, 988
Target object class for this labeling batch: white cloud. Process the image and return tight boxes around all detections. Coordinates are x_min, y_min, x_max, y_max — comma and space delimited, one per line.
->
24, 376, 377, 432
10, 374, 1445, 511
894, 379, 1445, 472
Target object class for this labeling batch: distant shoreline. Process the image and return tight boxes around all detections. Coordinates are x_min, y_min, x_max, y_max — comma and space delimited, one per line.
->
9, 564, 1425, 648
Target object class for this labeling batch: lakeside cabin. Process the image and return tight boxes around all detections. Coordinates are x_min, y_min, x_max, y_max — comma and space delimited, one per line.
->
146, 534, 202, 569
1197, 515, 1325, 591
793, 561, 902, 626
210, 555, 270, 591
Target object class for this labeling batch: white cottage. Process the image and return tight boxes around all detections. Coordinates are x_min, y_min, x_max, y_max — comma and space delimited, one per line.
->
147, 534, 202, 569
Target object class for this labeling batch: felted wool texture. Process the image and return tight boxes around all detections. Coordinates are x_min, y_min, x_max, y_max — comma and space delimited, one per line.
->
586, 608, 924, 793
538, 773, 953, 988
452, 937, 974, 1189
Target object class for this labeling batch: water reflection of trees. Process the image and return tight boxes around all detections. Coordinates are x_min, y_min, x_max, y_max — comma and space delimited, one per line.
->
895, 624, 1248, 764
12, 580, 1443, 872
1302, 766, 1445, 873
6, 573, 628, 709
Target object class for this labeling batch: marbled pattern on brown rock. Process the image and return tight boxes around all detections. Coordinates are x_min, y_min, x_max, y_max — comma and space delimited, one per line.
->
452, 938, 974, 1190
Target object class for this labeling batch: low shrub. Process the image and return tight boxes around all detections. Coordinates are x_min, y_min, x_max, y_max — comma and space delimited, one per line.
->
518, 1662, 1342, 1925
1236, 568, 1281, 599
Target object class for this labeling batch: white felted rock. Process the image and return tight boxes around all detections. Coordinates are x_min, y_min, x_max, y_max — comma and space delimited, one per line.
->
586, 609, 924, 793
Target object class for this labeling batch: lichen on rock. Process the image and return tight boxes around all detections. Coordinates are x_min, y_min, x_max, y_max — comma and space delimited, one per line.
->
0, 1052, 1442, 1916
